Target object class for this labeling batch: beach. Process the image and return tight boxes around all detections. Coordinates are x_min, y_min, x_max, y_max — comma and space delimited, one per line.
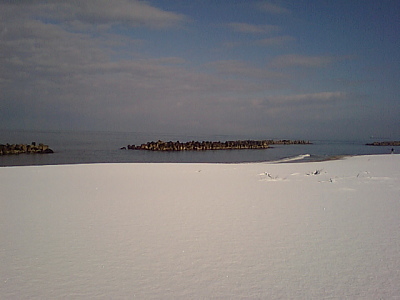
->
1, 154, 399, 298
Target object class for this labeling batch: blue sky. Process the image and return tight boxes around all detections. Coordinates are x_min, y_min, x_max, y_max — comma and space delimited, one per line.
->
1, 0, 399, 140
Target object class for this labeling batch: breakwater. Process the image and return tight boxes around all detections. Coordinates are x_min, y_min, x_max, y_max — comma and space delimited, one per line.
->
125, 139, 311, 151
366, 141, 400, 146
0, 142, 54, 155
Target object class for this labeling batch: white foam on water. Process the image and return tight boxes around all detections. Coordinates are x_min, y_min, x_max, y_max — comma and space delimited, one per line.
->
271, 153, 311, 163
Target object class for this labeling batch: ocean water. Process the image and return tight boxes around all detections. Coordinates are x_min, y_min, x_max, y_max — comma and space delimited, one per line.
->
0, 129, 396, 166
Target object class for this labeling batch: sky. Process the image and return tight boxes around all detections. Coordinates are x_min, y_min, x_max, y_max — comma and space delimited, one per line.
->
1, 0, 399, 140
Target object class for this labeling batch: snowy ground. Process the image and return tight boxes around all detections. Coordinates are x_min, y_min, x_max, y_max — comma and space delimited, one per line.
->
1, 155, 400, 299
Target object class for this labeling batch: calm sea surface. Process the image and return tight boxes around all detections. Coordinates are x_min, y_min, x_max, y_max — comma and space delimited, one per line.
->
0, 129, 396, 167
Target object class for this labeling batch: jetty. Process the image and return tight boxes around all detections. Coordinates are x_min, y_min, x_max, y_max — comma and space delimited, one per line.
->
125, 139, 311, 151
0, 142, 54, 155
366, 141, 400, 146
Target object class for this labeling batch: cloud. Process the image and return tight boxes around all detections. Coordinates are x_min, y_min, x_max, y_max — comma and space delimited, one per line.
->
249, 91, 350, 123
0, 0, 189, 85
0, 11, 262, 133
1, 0, 187, 29
0, 2, 188, 131
270, 54, 335, 68
227, 22, 280, 34
1, 20, 109, 80
73, 0, 187, 28
257, 2, 290, 14
0, 4, 349, 137
265, 92, 347, 104
245, 91, 357, 138
1, 1, 395, 140
209, 60, 286, 81
257, 35, 295, 46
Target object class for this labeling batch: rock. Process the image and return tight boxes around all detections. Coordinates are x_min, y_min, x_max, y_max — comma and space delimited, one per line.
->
0, 143, 54, 155
366, 141, 400, 146
127, 139, 312, 151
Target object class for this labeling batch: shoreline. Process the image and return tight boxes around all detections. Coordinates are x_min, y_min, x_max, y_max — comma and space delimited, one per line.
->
0, 153, 389, 168
1, 132, 396, 167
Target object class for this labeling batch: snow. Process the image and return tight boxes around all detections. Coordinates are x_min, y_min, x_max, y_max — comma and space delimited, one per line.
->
1, 155, 400, 299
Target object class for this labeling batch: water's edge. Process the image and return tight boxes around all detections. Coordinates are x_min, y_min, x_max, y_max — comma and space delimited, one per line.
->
0, 129, 396, 166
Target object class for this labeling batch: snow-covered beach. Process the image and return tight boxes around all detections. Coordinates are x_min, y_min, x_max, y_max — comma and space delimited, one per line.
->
1, 154, 399, 299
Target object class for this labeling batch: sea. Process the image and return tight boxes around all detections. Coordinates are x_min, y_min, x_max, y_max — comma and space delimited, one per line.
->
0, 129, 396, 167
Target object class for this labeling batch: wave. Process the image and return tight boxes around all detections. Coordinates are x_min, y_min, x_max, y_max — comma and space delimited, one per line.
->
272, 154, 311, 163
